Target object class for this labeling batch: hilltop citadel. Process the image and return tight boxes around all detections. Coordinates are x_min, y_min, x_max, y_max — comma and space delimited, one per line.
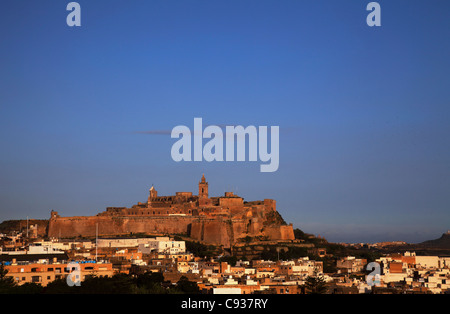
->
47, 174, 294, 247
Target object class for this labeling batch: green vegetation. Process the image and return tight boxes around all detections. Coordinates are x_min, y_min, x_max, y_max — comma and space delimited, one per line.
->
174, 276, 201, 294
260, 246, 308, 261
0, 263, 18, 293
293, 228, 327, 245
308, 255, 336, 273
293, 228, 308, 240
185, 240, 217, 259
304, 269, 327, 294
293, 228, 382, 261
264, 211, 287, 226
0, 219, 48, 234
1, 263, 45, 294
218, 255, 238, 266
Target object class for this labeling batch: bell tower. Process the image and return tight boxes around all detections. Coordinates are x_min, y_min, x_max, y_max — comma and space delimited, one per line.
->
199, 174, 208, 199
149, 185, 157, 198
148, 185, 158, 205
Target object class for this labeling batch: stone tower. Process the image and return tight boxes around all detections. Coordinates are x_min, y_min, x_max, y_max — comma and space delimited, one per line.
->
148, 185, 157, 203
199, 174, 208, 199
198, 174, 211, 207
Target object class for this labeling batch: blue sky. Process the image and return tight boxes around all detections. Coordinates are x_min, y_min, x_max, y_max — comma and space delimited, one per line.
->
1, 0, 449, 243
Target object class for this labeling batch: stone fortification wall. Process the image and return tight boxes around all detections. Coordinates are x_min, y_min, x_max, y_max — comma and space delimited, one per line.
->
48, 216, 194, 238
47, 215, 294, 248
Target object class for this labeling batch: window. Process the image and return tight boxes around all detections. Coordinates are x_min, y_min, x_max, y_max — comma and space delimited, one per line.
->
31, 276, 41, 283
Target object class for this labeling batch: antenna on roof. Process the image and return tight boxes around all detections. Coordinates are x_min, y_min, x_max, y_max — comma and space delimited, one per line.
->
96, 223, 98, 261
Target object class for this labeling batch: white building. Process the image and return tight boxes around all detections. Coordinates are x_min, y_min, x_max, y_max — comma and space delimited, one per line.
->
245, 276, 258, 286
415, 256, 440, 269
138, 237, 186, 254
97, 238, 151, 248
213, 287, 241, 294
28, 243, 65, 254
223, 275, 239, 285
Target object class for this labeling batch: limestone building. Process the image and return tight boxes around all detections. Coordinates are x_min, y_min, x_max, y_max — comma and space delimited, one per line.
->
47, 175, 294, 248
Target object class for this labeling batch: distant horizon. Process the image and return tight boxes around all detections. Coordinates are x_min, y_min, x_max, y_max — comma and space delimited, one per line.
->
0, 171, 448, 245
1, 217, 447, 246
0, 170, 447, 245
0, 177, 447, 246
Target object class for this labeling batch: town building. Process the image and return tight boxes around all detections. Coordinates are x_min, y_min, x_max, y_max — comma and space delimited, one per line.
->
4, 259, 114, 287
138, 237, 186, 254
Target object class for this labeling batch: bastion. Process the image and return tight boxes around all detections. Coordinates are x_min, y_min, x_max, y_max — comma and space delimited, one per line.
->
47, 175, 294, 248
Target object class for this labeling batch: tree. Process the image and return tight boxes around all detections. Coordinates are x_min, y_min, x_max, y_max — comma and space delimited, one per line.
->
43, 278, 74, 294
14, 282, 43, 294
175, 276, 200, 294
135, 272, 166, 294
294, 228, 307, 240
304, 268, 327, 294
218, 255, 237, 266
0, 263, 16, 293
185, 241, 215, 259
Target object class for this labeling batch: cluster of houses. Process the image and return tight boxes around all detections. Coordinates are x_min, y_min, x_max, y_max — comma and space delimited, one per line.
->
1, 233, 449, 294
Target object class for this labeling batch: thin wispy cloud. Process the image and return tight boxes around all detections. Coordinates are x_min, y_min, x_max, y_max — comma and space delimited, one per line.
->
133, 126, 300, 137
133, 130, 172, 135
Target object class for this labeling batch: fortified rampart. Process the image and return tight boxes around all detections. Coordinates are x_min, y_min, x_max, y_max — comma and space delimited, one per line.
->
47, 175, 295, 248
